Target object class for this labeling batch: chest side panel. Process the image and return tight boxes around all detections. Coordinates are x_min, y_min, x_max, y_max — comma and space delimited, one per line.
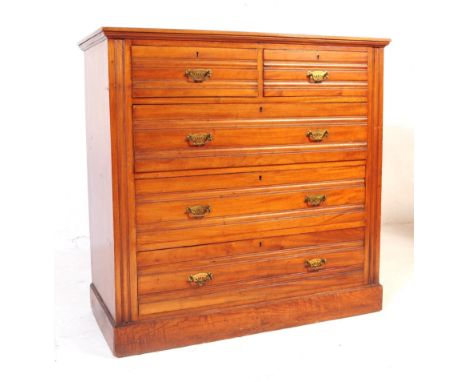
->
84, 40, 116, 320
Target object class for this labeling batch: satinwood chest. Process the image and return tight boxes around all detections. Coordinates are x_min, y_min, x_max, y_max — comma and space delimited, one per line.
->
79, 27, 390, 356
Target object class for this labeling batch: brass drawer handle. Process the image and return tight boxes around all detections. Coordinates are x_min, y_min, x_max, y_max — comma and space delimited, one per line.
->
186, 205, 211, 217
186, 133, 213, 146
306, 129, 328, 142
305, 258, 326, 271
185, 68, 212, 83
307, 70, 329, 83
188, 272, 213, 286
304, 194, 326, 207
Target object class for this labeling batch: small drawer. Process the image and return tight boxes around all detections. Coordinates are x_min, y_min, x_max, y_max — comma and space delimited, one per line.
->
264, 48, 368, 98
132, 45, 258, 97
137, 242, 365, 316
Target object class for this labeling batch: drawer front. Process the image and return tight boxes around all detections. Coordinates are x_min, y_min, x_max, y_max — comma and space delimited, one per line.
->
134, 120, 367, 151
138, 244, 364, 296
137, 226, 365, 267
132, 45, 258, 97
139, 265, 365, 316
264, 48, 368, 98
133, 103, 368, 172
137, 205, 365, 251
136, 161, 366, 196
136, 180, 364, 227
135, 162, 366, 251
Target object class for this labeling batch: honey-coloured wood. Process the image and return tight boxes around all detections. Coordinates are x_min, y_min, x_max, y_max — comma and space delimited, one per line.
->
137, 244, 365, 296
80, 27, 389, 357
132, 45, 258, 98
137, 227, 365, 267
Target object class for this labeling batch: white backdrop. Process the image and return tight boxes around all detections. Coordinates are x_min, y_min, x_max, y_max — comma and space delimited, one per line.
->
1, 0, 467, 380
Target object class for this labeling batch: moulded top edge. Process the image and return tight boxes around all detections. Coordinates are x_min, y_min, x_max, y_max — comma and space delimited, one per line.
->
78, 27, 391, 51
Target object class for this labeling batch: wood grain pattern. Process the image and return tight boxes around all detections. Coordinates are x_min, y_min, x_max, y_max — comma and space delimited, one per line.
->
133, 102, 367, 119
136, 181, 365, 226
133, 104, 368, 172
137, 227, 365, 267
133, 121, 367, 150
138, 245, 365, 296
135, 161, 366, 196
139, 269, 365, 316
369, 48, 384, 284
81, 27, 388, 356
134, 143, 368, 172
136, 206, 366, 251
79, 27, 391, 51
132, 45, 258, 97
84, 40, 116, 320
264, 48, 368, 98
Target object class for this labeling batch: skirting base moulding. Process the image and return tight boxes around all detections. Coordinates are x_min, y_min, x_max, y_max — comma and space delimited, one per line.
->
79, 27, 390, 357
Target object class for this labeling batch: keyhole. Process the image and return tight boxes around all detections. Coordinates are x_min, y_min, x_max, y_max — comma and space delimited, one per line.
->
316, 53, 320, 60
196, 51, 199, 58
258, 175, 262, 181
259, 106, 263, 112
259, 241, 263, 247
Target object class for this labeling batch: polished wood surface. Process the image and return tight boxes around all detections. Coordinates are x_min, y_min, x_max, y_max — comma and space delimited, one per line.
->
137, 227, 365, 267
138, 245, 365, 296
136, 180, 364, 225
91, 282, 383, 357
84, 40, 116, 319
81, 27, 389, 356
264, 47, 369, 98
132, 45, 258, 97
135, 161, 366, 195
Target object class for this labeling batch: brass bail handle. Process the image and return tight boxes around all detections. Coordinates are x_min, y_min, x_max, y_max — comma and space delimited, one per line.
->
307, 70, 329, 83
306, 129, 328, 142
305, 258, 326, 271
186, 205, 211, 218
186, 133, 213, 147
188, 272, 213, 286
304, 194, 326, 207
185, 68, 212, 83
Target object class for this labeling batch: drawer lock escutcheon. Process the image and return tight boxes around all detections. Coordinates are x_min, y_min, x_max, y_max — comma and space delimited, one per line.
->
186, 133, 213, 146
304, 194, 326, 207
305, 258, 326, 271
186, 205, 211, 218
185, 68, 213, 83
307, 70, 329, 83
188, 272, 213, 286
306, 129, 329, 142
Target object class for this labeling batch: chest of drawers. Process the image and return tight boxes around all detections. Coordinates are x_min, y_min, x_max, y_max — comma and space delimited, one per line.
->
79, 27, 390, 357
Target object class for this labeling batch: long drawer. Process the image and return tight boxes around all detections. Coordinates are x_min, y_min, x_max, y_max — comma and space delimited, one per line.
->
135, 162, 366, 251
138, 244, 364, 296
138, 258, 365, 317
132, 45, 258, 97
137, 227, 366, 316
136, 179, 365, 227
264, 47, 368, 98
133, 103, 368, 172
137, 204, 365, 251
136, 161, 366, 196
137, 226, 365, 267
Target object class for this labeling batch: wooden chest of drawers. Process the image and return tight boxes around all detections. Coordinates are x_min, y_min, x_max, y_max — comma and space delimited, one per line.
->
79, 27, 390, 357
